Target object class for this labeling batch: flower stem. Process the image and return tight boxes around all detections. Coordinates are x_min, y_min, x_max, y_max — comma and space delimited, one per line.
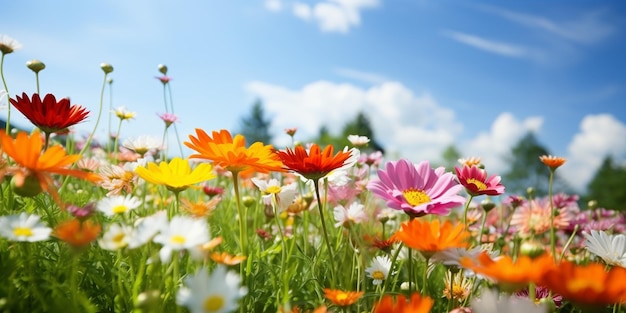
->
313, 178, 336, 288
1, 53, 11, 133
79, 71, 109, 158
548, 169, 557, 261
113, 119, 123, 162
462, 194, 475, 229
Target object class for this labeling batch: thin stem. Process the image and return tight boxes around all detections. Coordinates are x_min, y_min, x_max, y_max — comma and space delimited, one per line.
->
1, 53, 11, 133
35, 72, 40, 94
478, 208, 488, 245
107, 80, 113, 155
113, 119, 123, 162
231, 171, 248, 313
313, 178, 336, 288
548, 169, 557, 261
166, 83, 184, 157
79, 71, 109, 158
272, 195, 290, 307
462, 194, 475, 229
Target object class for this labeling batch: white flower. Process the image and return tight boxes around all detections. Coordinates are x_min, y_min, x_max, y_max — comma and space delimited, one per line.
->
0, 34, 22, 54
365, 255, 392, 285
97, 195, 142, 216
347, 135, 370, 146
251, 178, 298, 212
431, 244, 498, 268
99, 223, 134, 250
153, 216, 210, 263
333, 202, 368, 227
123, 136, 161, 156
471, 288, 547, 313
177, 265, 247, 313
128, 210, 168, 249
584, 230, 626, 267
112, 106, 136, 120
0, 213, 51, 242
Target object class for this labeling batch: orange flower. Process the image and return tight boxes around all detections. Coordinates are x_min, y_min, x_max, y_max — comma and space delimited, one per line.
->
460, 252, 555, 292
323, 288, 363, 307
276, 144, 355, 181
373, 292, 434, 313
0, 131, 101, 204
539, 260, 626, 307
210, 252, 247, 265
391, 219, 470, 258
54, 219, 101, 248
539, 155, 566, 170
185, 129, 284, 176
181, 197, 221, 218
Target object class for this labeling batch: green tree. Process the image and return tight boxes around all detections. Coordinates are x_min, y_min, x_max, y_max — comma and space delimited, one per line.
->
585, 156, 626, 211
238, 99, 273, 146
502, 132, 555, 196
340, 111, 384, 153
440, 144, 462, 172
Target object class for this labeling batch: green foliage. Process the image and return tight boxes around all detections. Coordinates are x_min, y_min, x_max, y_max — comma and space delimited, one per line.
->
585, 155, 626, 211
440, 144, 462, 172
238, 99, 273, 146
502, 132, 553, 196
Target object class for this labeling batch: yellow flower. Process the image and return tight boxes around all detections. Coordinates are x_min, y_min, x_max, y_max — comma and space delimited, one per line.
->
135, 157, 216, 193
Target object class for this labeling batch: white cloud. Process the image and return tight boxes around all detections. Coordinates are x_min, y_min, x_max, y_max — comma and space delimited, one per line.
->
265, 0, 283, 12
463, 112, 544, 175
564, 114, 626, 191
245, 80, 462, 161
291, 0, 379, 33
335, 67, 389, 84
442, 30, 541, 60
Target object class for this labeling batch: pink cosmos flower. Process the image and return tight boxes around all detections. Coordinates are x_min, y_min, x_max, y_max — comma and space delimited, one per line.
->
367, 159, 465, 218
158, 112, 178, 128
454, 165, 505, 196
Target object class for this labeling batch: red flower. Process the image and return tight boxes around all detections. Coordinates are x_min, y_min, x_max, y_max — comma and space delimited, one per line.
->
455, 165, 505, 196
276, 144, 355, 181
10, 92, 89, 134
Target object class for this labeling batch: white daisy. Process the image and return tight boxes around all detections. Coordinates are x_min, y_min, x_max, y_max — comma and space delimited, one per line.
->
0, 213, 51, 242
97, 195, 142, 216
128, 210, 168, 249
365, 255, 392, 285
153, 215, 210, 263
99, 223, 134, 250
112, 106, 136, 120
333, 202, 368, 228
0, 34, 22, 54
123, 135, 161, 156
471, 288, 547, 313
584, 230, 626, 267
251, 177, 298, 212
347, 134, 370, 147
177, 266, 247, 313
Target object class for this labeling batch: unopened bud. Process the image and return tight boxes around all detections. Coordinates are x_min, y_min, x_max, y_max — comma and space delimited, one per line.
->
11, 174, 43, 197
519, 240, 546, 259
158, 64, 168, 75
100, 63, 114, 74
26, 59, 45, 73
587, 200, 598, 210
242, 195, 257, 208
481, 199, 496, 212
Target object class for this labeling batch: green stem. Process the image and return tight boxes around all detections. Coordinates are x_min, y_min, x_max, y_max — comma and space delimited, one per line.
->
231, 171, 248, 312
113, 119, 123, 162
272, 195, 290, 308
35, 72, 40, 94
313, 178, 336, 288
1, 53, 11, 133
107, 79, 113, 155
79, 71, 109, 158
165, 83, 184, 157
462, 194, 475, 228
478, 208, 488, 245
548, 169, 557, 261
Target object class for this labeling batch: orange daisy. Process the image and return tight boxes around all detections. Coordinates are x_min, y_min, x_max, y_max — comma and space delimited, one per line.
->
0, 130, 101, 203
323, 288, 363, 307
210, 252, 247, 265
53, 219, 101, 249
539, 259, 626, 307
185, 128, 284, 176
181, 197, 221, 218
373, 292, 434, 313
460, 252, 555, 292
391, 219, 470, 258
276, 144, 355, 181
539, 155, 566, 170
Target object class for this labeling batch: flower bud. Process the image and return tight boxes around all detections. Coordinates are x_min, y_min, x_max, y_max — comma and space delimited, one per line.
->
11, 174, 42, 197
481, 199, 496, 212
587, 200, 598, 210
158, 64, 168, 75
100, 63, 114, 74
26, 59, 45, 73
135, 290, 160, 310
519, 240, 546, 259
242, 195, 257, 208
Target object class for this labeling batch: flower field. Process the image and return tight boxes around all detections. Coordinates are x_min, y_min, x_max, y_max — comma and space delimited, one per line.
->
1, 34, 626, 313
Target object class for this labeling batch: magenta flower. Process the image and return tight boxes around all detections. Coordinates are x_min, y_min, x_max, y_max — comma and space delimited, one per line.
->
155, 75, 172, 84
158, 112, 178, 128
454, 165, 505, 196
367, 159, 465, 218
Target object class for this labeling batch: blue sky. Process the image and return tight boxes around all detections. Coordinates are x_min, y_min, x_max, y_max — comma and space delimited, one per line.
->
1, 0, 625, 192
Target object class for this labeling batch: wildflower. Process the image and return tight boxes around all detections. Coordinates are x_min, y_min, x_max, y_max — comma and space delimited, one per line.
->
210, 252, 247, 265
0, 34, 22, 54
54, 219, 101, 248
347, 134, 370, 147
153, 215, 210, 263
460, 252, 555, 292
443, 271, 473, 302
333, 201, 368, 228
584, 230, 626, 267
113, 106, 136, 120
100, 63, 114, 74
373, 292, 434, 313
251, 177, 298, 212
99, 223, 134, 250
458, 157, 482, 168
365, 255, 392, 285
367, 159, 465, 217
323, 289, 363, 307
128, 210, 168, 249
26, 59, 45, 73
158, 112, 178, 128
454, 165, 505, 196
10, 93, 89, 134
285, 127, 297, 137
539, 155, 566, 170
392, 219, 470, 258
360, 151, 384, 167
540, 259, 626, 307
515, 286, 563, 309
276, 144, 357, 181
67, 202, 97, 220
135, 157, 216, 193
99, 163, 139, 195
97, 194, 142, 217
155, 75, 172, 84
181, 197, 221, 218
176, 266, 247, 313
0, 213, 51, 242
471, 288, 547, 313
0, 130, 100, 202
510, 199, 574, 237
158, 64, 168, 75
123, 136, 161, 156
186, 129, 284, 176
203, 185, 224, 198
431, 245, 498, 269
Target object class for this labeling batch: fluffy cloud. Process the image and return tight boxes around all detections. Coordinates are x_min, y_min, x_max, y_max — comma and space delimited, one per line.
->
265, 0, 283, 12
564, 114, 626, 191
290, 0, 379, 33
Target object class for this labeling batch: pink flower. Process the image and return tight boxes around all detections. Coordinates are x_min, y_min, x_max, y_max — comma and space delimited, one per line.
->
155, 75, 172, 84
158, 112, 178, 128
367, 159, 465, 218
454, 165, 505, 196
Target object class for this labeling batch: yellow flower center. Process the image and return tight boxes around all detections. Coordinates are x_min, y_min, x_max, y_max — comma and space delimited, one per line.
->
266, 186, 282, 194
113, 233, 126, 244
371, 270, 385, 280
336, 292, 348, 301
170, 235, 186, 245
567, 277, 603, 293
402, 188, 431, 206
112, 205, 128, 214
466, 178, 487, 191
13, 227, 33, 237
203, 295, 225, 312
